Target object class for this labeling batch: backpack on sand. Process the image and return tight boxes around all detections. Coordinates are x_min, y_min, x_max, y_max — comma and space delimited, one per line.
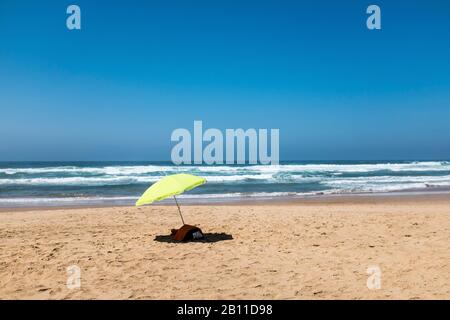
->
170, 225, 205, 242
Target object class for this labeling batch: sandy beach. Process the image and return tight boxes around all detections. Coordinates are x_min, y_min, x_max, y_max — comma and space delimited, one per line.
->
1, 195, 450, 300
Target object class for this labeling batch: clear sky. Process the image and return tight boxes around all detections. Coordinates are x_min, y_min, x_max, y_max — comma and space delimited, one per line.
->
0, 0, 449, 161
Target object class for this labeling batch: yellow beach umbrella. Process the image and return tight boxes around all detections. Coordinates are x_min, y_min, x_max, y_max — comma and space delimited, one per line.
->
135, 173, 206, 225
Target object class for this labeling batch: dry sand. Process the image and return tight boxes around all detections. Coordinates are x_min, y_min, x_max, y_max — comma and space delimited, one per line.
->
1, 195, 450, 299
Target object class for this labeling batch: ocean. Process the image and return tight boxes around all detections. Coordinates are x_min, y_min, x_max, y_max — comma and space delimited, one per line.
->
1, 161, 450, 207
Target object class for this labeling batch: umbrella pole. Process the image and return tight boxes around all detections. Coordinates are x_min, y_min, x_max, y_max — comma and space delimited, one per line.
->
173, 195, 185, 225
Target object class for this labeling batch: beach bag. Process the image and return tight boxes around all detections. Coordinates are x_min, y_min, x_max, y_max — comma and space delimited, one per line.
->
171, 225, 204, 241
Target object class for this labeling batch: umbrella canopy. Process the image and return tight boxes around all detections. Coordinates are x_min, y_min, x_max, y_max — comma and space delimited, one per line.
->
135, 173, 206, 206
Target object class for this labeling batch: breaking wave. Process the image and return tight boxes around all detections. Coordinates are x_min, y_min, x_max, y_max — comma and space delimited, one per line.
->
1, 161, 450, 206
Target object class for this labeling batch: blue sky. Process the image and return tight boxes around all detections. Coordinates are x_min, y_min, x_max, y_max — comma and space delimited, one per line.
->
0, 0, 449, 161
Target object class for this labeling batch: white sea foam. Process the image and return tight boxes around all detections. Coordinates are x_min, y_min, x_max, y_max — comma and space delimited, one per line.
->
0, 192, 315, 207
0, 165, 176, 175
251, 162, 450, 173
1, 187, 450, 208
0, 176, 162, 186
1, 161, 449, 175
323, 174, 450, 192
0, 173, 276, 185
0, 196, 138, 203
1, 162, 450, 198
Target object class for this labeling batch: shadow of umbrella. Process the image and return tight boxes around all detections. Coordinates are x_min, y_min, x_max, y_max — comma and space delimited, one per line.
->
154, 233, 233, 243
